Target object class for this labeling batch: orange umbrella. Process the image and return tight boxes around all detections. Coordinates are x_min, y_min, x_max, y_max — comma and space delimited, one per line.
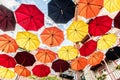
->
0, 34, 18, 53
77, 0, 103, 18
14, 65, 31, 77
71, 57, 88, 71
88, 51, 104, 66
35, 48, 56, 63
40, 26, 64, 47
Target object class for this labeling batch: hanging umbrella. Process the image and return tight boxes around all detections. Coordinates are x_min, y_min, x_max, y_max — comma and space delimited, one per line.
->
0, 67, 15, 79
71, 57, 88, 70
0, 5, 16, 31
66, 21, 88, 42
40, 26, 64, 47
106, 46, 120, 60
16, 31, 40, 51
0, 54, 16, 68
58, 46, 79, 61
114, 11, 120, 29
97, 34, 117, 50
79, 40, 97, 57
15, 4, 44, 31
77, 0, 103, 18
89, 15, 112, 36
48, 0, 75, 23
14, 65, 31, 77
0, 34, 18, 53
32, 64, 50, 77
14, 51, 36, 67
104, 0, 120, 13
52, 59, 70, 72
35, 48, 56, 63
88, 51, 104, 66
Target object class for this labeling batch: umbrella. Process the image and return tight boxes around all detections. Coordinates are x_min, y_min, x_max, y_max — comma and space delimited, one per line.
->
104, 0, 120, 13
0, 34, 18, 53
32, 64, 50, 77
40, 26, 64, 47
48, 0, 75, 23
79, 40, 97, 57
89, 15, 112, 36
15, 4, 44, 31
52, 59, 70, 72
0, 54, 16, 68
97, 34, 117, 50
0, 67, 15, 79
35, 48, 56, 63
114, 11, 120, 29
14, 65, 31, 77
88, 51, 104, 66
77, 0, 103, 18
58, 46, 79, 61
14, 51, 36, 67
0, 5, 16, 31
71, 57, 88, 70
106, 46, 120, 60
16, 31, 40, 51
66, 21, 88, 42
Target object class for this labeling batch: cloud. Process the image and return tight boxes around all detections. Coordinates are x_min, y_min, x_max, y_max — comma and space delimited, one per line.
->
0, 0, 20, 11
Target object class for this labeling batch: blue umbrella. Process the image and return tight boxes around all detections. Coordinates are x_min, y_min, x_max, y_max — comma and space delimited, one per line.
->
48, 0, 75, 23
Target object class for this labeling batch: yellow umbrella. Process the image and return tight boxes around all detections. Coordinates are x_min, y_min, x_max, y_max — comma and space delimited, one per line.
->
58, 46, 79, 60
97, 34, 117, 50
104, 0, 120, 13
0, 67, 15, 79
66, 21, 88, 42
16, 31, 40, 51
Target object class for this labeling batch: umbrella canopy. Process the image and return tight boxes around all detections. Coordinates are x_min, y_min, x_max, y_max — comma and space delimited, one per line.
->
14, 65, 31, 77
0, 67, 15, 79
48, 0, 75, 23
15, 4, 44, 31
97, 34, 117, 50
89, 15, 112, 36
0, 5, 16, 31
32, 64, 50, 77
114, 11, 120, 29
40, 26, 64, 47
0, 34, 18, 53
0, 54, 16, 68
16, 31, 40, 51
35, 48, 56, 63
66, 21, 88, 42
88, 51, 104, 66
77, 0, 103, 18
14, 51, 36, 67
79, 40, 97, 57
58, 46, 79, 61
104, 0, 120, 13
106, 46, 120, 60
52, 59, 70, 72
71, 57, 88, 70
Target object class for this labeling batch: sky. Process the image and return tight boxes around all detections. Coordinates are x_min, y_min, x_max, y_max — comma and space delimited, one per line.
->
1, 0, 120, 80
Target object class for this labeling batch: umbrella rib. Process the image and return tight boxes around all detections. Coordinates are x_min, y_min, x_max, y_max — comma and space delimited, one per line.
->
78, 5, 87, 15
88, 5, 97, 17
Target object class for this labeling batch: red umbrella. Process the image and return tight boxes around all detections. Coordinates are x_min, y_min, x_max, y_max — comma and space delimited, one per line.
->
114, 11, 120, 29
79, 40, 97, 56
15, 4, 44, 31
0, 54, 16, 68
0, 5, 16, 31
32, 64, 50, 77
52, 59, 70, 72
14, 51, 36, 67
89, 15, 112, 36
